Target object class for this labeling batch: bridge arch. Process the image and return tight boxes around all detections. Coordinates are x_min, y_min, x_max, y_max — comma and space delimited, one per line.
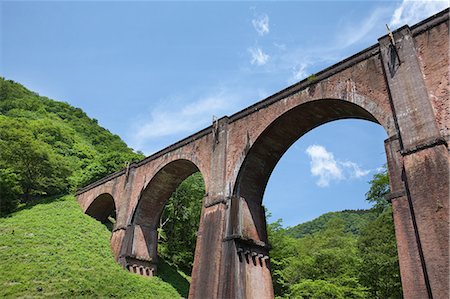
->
227, 98, 392, 298
132, 158, 205, 226
85, 193, 116, 224
233, 98, 388, 208
233, 99, 389, 243
120, 158, 206, 276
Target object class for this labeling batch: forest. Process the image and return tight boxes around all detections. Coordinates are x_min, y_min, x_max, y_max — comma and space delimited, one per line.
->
0, 77, 402, 298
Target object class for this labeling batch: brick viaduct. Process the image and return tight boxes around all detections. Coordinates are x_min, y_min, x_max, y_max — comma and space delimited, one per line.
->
76, 10, 449, 299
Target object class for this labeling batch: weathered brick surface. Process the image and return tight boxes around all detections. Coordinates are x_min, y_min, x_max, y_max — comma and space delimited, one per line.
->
403, 145, 449, 299
414, 20, 450, 138
76, 9, 449, 299
385, 137, 429, 298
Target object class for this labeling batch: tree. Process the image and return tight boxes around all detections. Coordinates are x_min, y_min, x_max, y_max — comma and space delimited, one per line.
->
158, 173, 205, 273
358, 165, 402, 298
0, 168, 22, 215
365, 166, 390, 211
267, 219, 298, 296
271, 218, 368, 298
0, 77, 146, 217
289, 279, 346, 299
0, 118, 71, 201
76, 151, 142, 188
358, 207, 403, 298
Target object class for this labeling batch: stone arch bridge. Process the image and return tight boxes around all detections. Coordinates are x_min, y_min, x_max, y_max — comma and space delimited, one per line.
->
77, 10, 449, 299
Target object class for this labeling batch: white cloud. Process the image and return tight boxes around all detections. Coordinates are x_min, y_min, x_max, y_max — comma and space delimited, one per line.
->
306, 145, 343, 187
335, 7, 390, 49
249, 47, 269, 65
340, 161, 371, 178
132, 89, 239, 151
390, 0, 449, 28
256, 8, 390, 85
273, 42, 287, 51
290, 62, 310, 84
246, 2, 446, 85
306, 145, 371, 187
252, 13, 270, 36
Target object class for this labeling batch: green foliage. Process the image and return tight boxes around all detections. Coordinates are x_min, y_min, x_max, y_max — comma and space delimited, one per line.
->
0, 116, 71, 200
357, 207, 403, 298
158, 173, 205, 274
290, 280, 348, 299
0, 195, 182, 298
269, 166, 402, 298
286, 209, 377, 238
307, 74, 317, 81
366, 165, 390, 211
0, 168, 22, 216
270, 218, 368, 298
0, 77, 144, 214
157, 259, 191, 297
268, 219, 298, 295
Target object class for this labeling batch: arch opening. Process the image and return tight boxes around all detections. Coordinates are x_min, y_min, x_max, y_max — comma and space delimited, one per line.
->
133, 159, 203, 228
127, 159, 206, 292
234, 99, 381, 206
85, 193, 116, 231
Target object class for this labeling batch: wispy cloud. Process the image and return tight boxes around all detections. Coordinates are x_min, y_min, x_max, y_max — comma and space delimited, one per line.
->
249, 47, 269, 65
282, 1, 447, 83
129, 85, 267, 154
131, 89, 240, 152
252, 13, 270, 36
340, 161, 371, 178
335, 7, 391, 49
306, 145, 370, 187
390, 0, 448, 28
290, 62, 310, 84
255, 7, 391, 85
264, 1, 446, 84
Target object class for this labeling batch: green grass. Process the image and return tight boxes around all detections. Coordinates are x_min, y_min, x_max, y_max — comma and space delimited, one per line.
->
0, 195, 184, 298
158, 259, 191, 297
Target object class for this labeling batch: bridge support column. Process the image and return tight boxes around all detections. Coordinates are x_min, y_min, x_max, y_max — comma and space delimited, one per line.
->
118, 224, 158, 277
190, 117, 230, 298
190, 117, 274, 299
385, 136, 428, 299
218, 196, 273, 299
380, 26, 449, 298
111, 227, 127, 260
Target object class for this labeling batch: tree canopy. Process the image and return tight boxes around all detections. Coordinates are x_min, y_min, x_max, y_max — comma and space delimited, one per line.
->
268, 167, 402, 298
0, 78, 143, 215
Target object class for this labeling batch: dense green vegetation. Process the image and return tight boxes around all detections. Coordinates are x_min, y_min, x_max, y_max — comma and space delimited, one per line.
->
159, 173, 205, 274
0, 195, 183, 298
285, 209, 377, 239
0, 77, 143, 215
269, 167, 402, 298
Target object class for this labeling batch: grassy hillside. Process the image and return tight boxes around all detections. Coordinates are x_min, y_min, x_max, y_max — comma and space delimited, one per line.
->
285, 209, 377, 239
0, 195, 188, 298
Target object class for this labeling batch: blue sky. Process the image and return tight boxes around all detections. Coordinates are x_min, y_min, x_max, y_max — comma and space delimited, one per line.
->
1, 1, 448, 226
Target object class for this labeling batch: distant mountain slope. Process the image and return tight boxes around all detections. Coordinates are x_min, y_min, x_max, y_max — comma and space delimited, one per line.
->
0, 195, 186, 298
0, 78, 144, 214
285, 209, 377, 239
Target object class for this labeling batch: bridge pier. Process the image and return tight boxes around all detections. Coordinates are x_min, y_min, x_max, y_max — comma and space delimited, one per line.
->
380, 25, 449, 299
190, 116, 274, 299
118, 224, 158, 277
